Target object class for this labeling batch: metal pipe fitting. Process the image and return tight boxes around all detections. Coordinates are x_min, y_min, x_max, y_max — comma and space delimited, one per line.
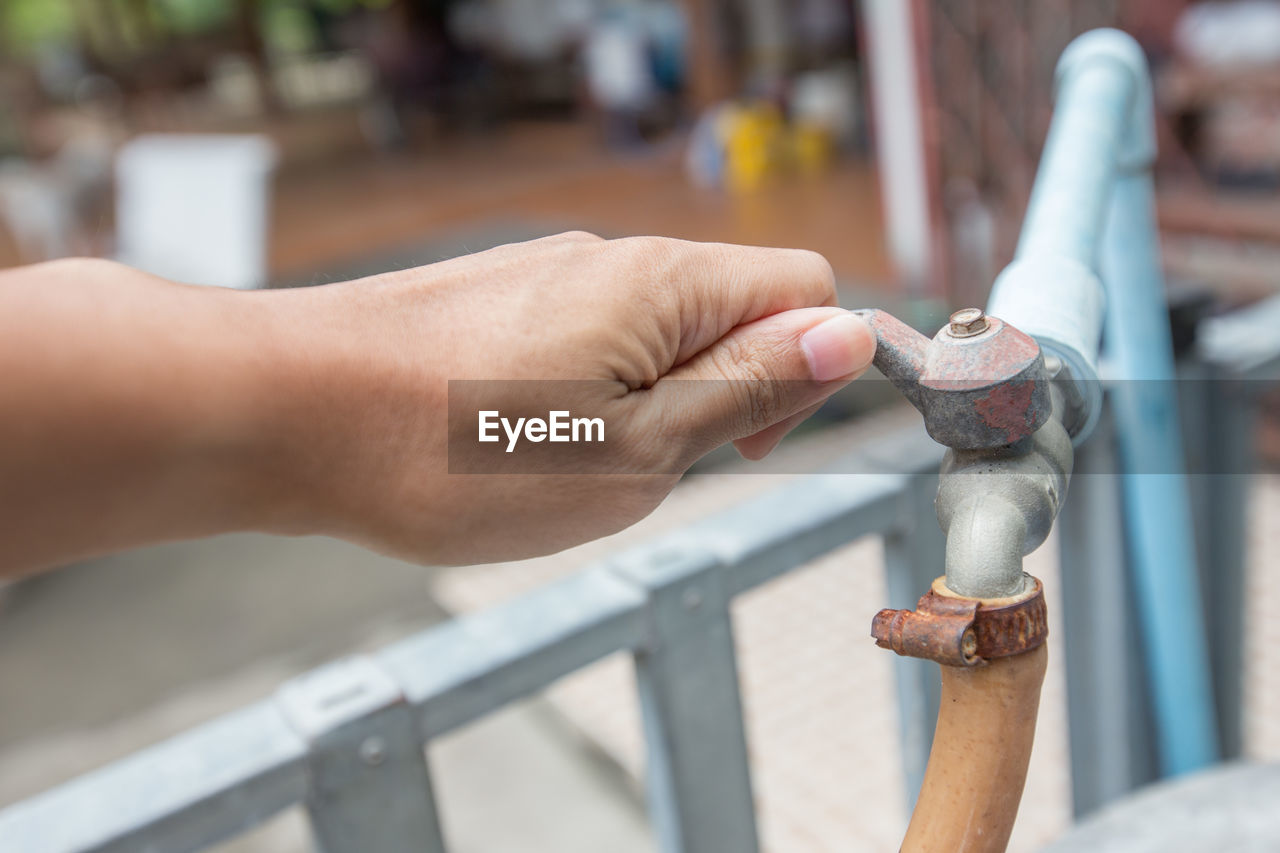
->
985, 29, 1156, 447
936, 396, 1074, 597
872, 576, 1049, 666
940, 493, 1027, 597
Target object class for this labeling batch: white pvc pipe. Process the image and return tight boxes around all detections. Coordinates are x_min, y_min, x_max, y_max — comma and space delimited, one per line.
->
861, 0, 933, 296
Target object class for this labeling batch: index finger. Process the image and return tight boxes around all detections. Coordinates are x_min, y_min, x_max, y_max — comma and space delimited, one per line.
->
623, 238, 839, 368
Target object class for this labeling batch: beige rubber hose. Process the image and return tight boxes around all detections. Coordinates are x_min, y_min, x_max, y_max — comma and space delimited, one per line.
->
900, 643, 1049, 852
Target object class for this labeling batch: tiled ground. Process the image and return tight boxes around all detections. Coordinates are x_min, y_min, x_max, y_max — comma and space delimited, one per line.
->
433, 408, 1279, 852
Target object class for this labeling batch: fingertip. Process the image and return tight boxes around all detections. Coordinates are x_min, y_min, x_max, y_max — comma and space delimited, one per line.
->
732, 435, 781, 461
800, 311, 877, 383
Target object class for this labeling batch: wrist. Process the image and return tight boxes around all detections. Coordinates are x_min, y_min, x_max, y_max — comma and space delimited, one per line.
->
158, 282, 323, 539
231, 278, 451, 546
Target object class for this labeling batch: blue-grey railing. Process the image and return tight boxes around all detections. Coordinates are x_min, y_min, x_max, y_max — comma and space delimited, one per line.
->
0, 431, 943, 853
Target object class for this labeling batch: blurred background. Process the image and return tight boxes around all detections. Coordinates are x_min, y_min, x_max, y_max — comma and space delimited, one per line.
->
1, 1, 1279, 851
4, 0, 1280, 301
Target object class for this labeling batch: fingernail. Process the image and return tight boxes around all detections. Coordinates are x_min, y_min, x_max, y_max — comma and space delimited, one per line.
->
801, 313, 872, 382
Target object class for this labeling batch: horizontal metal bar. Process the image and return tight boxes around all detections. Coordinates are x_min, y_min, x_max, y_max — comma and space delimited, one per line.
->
0, 702, 308, 853
384, 430, 939, 740
379, 566, 649, 740
1197, 293, 1280, 379
690, 471, 910, 596
628, 431, 940, 598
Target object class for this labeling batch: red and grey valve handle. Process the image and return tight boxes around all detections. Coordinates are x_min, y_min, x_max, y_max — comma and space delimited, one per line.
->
852, 308, 1052, 451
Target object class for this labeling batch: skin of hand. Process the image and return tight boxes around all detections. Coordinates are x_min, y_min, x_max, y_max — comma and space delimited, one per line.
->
0, 233, 874, 574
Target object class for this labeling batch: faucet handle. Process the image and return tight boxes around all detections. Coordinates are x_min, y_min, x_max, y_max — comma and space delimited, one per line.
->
853, 308, 1052, 450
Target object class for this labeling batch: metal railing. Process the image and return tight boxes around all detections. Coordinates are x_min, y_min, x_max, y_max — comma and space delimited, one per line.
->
0, 427, 947, 853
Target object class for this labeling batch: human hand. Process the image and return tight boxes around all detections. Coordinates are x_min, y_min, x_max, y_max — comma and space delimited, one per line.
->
263, 232, 875, 564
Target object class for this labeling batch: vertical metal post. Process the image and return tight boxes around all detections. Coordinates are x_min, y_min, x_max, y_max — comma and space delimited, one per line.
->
1192, 294, 1280, 758
1199, 383, 1254, 761
1182, 363, 1254, 760
881, 470, 946, 807
1057, 404, 1159, 814
1101, 166, 1220, 774
276, 656, 447, 853
613, 548, 760, 853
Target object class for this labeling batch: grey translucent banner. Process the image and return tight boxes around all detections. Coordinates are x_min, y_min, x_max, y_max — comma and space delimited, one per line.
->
447, 378, 1274, 475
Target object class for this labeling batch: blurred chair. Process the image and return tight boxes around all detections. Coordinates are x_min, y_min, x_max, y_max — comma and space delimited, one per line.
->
115, 134, 277, 290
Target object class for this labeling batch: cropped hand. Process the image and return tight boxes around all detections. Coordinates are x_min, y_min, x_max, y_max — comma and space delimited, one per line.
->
0, 235, 874, 573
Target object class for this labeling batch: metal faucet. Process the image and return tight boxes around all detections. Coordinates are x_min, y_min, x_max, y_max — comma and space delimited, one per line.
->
855, 308, 1074, 599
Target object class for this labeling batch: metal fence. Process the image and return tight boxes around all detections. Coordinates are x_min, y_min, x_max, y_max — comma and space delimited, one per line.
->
0, 424, 945, 853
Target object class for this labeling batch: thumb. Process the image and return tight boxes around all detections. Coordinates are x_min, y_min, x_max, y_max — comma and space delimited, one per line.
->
647, 307, 875, 460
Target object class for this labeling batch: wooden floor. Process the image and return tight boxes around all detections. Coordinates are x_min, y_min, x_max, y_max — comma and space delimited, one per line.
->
269, 121, 893, 285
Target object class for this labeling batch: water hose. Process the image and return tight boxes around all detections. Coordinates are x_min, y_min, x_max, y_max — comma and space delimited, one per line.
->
873, 576, 1049, 851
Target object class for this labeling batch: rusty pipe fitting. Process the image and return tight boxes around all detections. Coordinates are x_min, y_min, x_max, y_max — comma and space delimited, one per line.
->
871, 576, 1048, 668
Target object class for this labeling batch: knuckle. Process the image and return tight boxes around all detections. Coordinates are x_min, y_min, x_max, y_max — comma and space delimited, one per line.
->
613, 235, 689, 301
791, 248, 836, 297
556, 230, 605, 243
618, 395, 687, 472
617, 235, 679, 269
41, 256, 125, 277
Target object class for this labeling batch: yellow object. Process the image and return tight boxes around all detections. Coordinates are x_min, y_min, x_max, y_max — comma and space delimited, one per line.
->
716, 102, 837, 192
791, 122, 835, 176
722, 103, 787, 193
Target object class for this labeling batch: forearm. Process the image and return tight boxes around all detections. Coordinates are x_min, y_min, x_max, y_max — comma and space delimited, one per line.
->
0, 259, 316, 575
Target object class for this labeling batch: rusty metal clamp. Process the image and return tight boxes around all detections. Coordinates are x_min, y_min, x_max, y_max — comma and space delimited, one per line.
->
871, 576, 1048, 667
